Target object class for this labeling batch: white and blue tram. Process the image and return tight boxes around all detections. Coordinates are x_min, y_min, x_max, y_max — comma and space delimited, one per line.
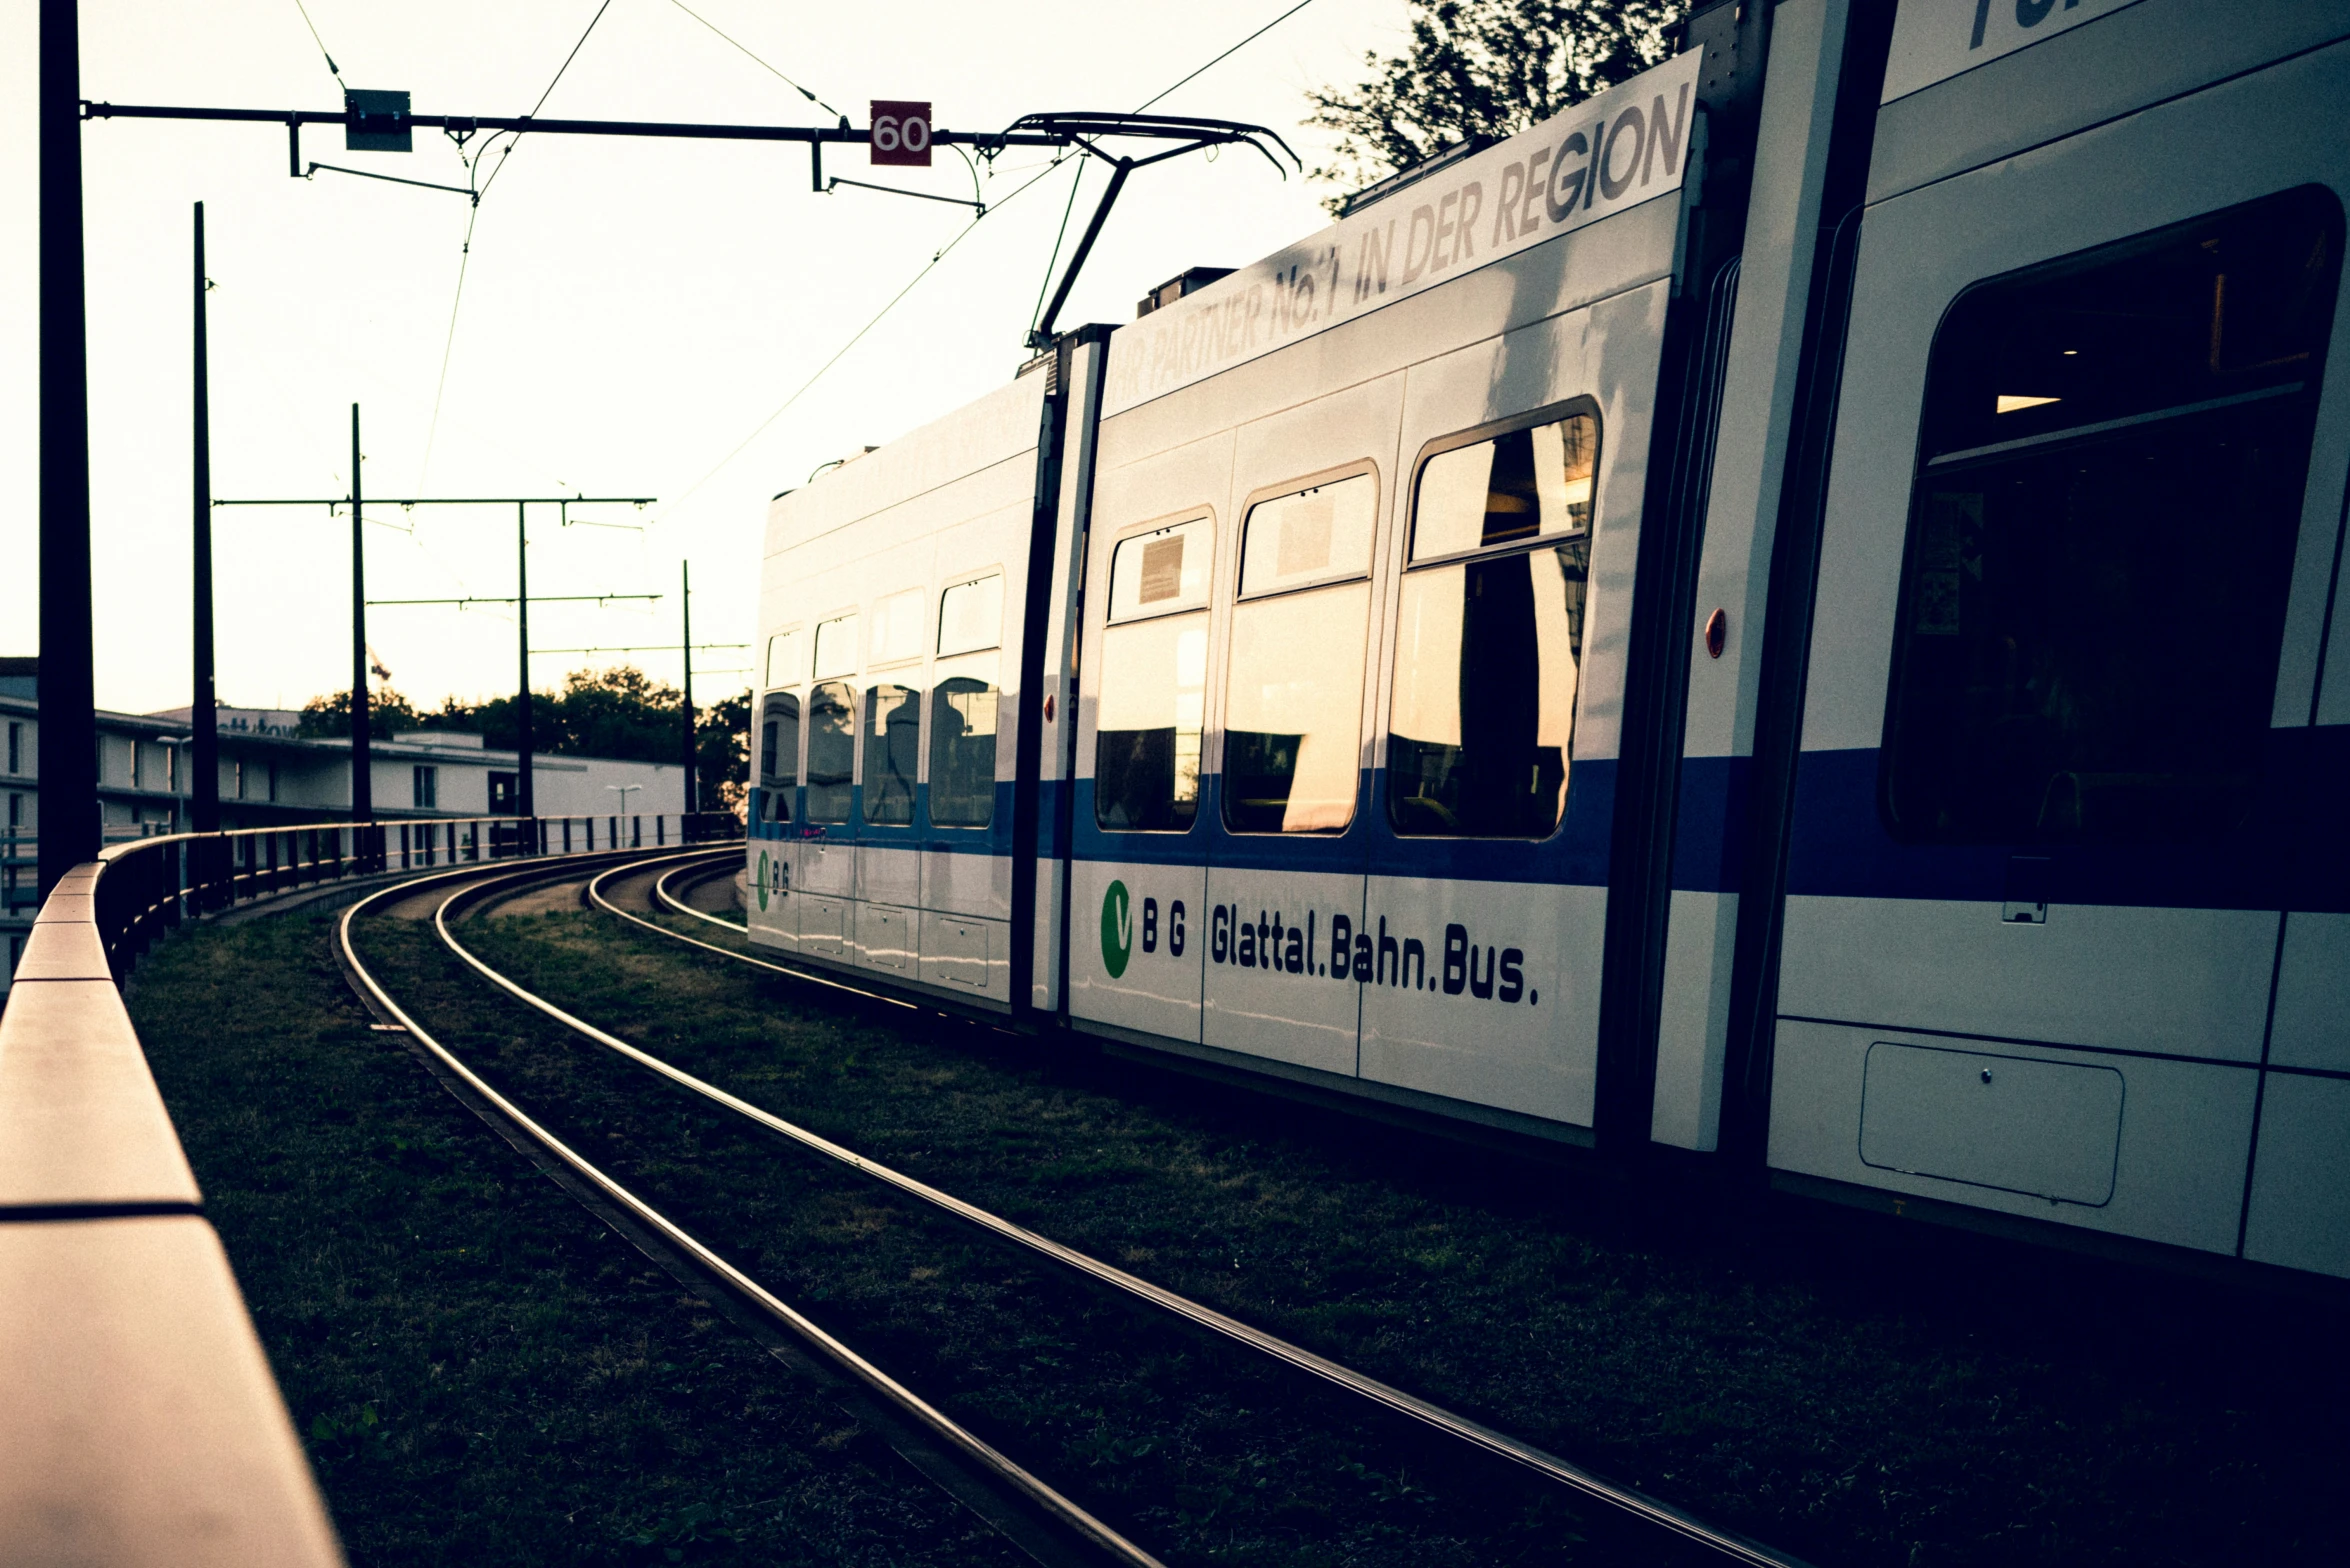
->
748, 0, 2350, 1282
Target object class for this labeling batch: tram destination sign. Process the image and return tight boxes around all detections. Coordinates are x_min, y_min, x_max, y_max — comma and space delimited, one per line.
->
1102, 48, 1701, 416
1881, 0, 2145, 103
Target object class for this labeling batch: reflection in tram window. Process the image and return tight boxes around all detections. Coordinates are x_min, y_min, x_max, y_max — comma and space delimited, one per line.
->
1390, 542, 1587, 836
758, 691, 799, 824
1225, 474, 1376, 833
1096, 517, 1214, 831
1886, 188, 2342, 844
805, 680, 857, 823
1095, 613, 1207, 830
864, 683, 921, 825
930, 658, 1000, 828
1389, 411, 1597, 837
1411, 412, 1596, 560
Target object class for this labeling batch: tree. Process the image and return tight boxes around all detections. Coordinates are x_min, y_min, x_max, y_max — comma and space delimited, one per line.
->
298, 665, 752, 811
1306, 0, 1687, 212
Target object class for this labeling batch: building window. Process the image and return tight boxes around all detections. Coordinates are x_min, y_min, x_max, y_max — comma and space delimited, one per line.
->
268, 760, 279, 803
132, 742, 144, 790
6, 793, 19, 828
1882, 187, 2342, 845
234, 759, 246, 799
1224, 473, 1377, 834
1388, 409, 1596, 839
1095, 516, 1213, 832
5, 721, 18, 775
489, 772, 518, 814
413, 765, 438, 809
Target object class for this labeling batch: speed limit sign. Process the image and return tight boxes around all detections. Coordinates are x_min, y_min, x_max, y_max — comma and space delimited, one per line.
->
869, 100, 932, 167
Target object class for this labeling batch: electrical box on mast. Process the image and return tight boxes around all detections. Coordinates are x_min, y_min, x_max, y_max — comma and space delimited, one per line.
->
869, 100, 931, 167
345, 89, 412, 153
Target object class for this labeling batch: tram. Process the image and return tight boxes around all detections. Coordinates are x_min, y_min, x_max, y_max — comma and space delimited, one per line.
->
747, 0, 2350, 1282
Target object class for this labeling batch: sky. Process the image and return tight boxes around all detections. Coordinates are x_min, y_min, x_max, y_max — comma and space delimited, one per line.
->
0, 0, 1406, 716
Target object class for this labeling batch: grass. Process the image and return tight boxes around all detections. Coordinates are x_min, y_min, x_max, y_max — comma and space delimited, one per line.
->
349, 910, 1683, 1568
451, 898, 2347, 1568
123, 885, 2350, 1567
125, 911, 1025, 1568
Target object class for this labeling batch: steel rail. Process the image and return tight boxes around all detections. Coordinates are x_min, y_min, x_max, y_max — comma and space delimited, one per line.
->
335, 862, 1167, 1568
653, 853, 750, 933
515, 854, 1819, 1568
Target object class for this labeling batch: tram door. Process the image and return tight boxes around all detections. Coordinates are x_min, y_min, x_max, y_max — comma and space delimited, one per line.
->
1068, 433, 1231, 1044
1199, 379, 1402, 1076
797, 609, 862, 959
1767, 33, 2350, 1260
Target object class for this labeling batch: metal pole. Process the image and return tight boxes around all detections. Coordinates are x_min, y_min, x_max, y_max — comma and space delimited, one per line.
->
680, 560, 696, 814
516, 500, 534, 821
39, 0, 99, 897
191, 200, 219, 834
349, 403, 371, 822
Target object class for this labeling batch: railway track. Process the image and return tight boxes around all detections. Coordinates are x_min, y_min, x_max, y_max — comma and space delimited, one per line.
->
336, 852, 1811, 1568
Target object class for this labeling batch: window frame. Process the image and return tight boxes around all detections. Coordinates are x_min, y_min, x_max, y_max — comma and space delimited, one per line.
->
763, 625, 803, 689
936, 570, 1007, 657
1383, 397, 1605, 841
1103, 509, 1217, 627
1400, 396, 1605, 574
1875, 187, 2344, 847
1232, 461, 1382, 605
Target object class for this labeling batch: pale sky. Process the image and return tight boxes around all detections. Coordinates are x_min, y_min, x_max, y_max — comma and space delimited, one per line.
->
0, 0, 1405, 716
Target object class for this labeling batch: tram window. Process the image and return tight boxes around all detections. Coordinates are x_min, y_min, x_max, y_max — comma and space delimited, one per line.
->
764, 627, 801, 688
1885, 188, 2342, 845
930, 657, 1000, 828
806, 680, 856, 823
813, 615, 859, 680
938, 574, 1004, 656
870, 589, 926, 666
1096, 516, 1213, 832
1224, 474, 1376, 834
1107, 517, 1213, 619
1389, 411, 1596, 837
1411, 412, 1596, 561
1096, 614, 1207, 830
863, 682, 921, 825
758, 691, 798, 825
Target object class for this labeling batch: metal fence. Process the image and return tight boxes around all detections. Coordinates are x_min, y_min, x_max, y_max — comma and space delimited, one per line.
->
0, 813, 740, 1562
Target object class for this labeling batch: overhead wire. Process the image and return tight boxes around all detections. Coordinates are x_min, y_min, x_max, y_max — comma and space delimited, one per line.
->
289, 0, 343, 85
420, 0, 616, 488
652, 0, 1316, 527
1134, 0, 1319, 114
665, 0, 845, 120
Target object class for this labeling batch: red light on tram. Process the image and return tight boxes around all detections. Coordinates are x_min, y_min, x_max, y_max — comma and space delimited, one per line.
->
1704, 608, 1727, 659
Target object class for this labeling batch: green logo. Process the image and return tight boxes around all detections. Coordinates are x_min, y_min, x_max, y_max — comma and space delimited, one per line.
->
1100, 880, 1133, 978
756, 851, 770, 912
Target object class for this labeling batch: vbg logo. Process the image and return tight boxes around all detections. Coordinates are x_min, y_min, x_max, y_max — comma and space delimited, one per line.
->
1101, 880, 1134, 978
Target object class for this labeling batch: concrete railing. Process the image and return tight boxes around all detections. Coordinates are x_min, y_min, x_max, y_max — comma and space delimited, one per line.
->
0, 813, 741, 1564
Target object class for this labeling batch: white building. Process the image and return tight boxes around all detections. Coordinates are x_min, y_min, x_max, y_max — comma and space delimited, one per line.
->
2, 659, 688, 991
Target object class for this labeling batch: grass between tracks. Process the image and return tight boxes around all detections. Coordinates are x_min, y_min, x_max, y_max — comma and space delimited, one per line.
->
470, 894, 2345, 1568
125, 911, 1026, 1568
126, 885, 2350, 1568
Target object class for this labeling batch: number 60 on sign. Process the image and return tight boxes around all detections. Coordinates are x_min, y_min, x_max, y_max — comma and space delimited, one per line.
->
870, 100, 932, 167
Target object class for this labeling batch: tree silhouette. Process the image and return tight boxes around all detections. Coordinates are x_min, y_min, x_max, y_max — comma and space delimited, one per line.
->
1306, 0, 1686, 213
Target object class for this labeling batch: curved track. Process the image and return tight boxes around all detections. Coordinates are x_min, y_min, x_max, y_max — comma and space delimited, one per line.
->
336, 856, 1165, 1568
415, 847, 1812, 1568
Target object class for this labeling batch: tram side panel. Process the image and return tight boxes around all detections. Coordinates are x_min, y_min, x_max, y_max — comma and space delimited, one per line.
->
1071, 51, 1701, 1137
749, 373, 1054, 1011
1765, 17, 2350, 1271
1647, 0, 1868, 1152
